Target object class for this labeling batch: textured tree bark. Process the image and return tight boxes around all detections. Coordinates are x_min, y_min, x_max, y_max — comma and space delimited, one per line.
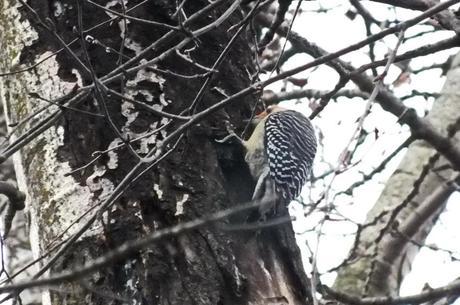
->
0, 1, 310, 304
333, 52, 460, 296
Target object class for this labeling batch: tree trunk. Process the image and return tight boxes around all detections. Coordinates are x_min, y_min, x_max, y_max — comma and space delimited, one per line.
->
333, 52, 460, 297
0, 1, 310, 304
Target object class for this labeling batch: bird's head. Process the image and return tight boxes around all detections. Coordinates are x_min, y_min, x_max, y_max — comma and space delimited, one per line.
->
251, 105, 287, 125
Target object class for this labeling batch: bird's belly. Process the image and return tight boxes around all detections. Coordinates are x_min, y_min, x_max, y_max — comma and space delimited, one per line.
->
245, 148, 267, 180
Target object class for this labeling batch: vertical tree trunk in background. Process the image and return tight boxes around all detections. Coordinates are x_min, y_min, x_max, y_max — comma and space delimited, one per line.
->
0, 1, 310, 304
0, 105, 40, 304
333, 52, 460, 296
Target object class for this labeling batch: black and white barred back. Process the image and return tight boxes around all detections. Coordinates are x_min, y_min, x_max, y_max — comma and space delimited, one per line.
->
264, 110, 317, 202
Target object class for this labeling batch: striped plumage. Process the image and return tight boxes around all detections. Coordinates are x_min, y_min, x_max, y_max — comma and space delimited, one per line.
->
264, 109, 316, 202
243, 105, 317, 203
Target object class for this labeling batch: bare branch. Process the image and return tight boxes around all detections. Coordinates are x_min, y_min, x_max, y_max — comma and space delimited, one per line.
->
323, 279, 460, 305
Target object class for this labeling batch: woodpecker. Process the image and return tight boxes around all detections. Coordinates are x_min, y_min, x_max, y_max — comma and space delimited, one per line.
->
219, 105, 317, 203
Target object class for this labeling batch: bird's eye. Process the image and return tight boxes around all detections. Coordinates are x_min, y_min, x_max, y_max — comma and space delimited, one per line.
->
266, 107, 272, 114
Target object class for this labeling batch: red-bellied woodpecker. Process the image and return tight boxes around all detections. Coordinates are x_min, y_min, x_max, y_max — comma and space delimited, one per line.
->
219, 105, 317, 204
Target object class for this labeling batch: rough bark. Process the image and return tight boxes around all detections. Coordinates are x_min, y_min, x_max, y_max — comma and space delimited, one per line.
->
0, 1, 310, 305
333, 52, 460, 297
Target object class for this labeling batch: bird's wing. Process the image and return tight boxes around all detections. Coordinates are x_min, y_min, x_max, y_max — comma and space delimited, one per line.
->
264, 110, 317, 202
